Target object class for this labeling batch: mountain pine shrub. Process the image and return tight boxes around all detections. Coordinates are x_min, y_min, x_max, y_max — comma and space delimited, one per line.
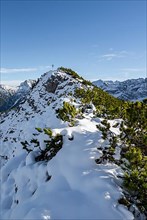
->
30, 139, 40, 147
35, 127, 43, 133
56, 101, 77, 122
74, 87, 124, 119
21, 141, 32, 152
21, 128, 63, 162
43, 128, 53, 137
120, 101, 147, 155
122, 147, 147, 212
35, 133, 63, 162
58, 67, 83, 80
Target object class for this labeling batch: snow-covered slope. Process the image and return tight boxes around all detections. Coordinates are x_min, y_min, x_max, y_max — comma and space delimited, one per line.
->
0, 80, 36, 112
93, 78, 147, 101
0, 70, 136, 219
0, 85, 16, 111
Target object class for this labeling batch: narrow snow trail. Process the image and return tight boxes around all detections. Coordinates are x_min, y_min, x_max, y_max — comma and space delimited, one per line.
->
0, 70, 134, 219
41, 126, 133, 219
0, 121, 134, 219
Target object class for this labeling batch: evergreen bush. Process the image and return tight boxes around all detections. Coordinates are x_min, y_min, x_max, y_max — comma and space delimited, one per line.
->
58, 67, 83, 80
21, 128, 63, 162
123, 147, 147, 212
56, 102, 77, 122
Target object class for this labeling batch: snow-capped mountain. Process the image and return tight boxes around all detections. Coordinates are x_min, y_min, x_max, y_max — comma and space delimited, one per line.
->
0, 79, 36, 112
0, 85, 16, 111
93, 78, 147, 101
0, 69, 144, 219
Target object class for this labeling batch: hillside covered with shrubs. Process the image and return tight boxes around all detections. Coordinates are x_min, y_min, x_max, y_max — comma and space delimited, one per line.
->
0, 67, 146, 219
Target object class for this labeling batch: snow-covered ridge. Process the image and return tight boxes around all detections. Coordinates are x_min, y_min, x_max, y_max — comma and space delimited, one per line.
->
0, 84, 17, 92
0, 79, 36, 112
93, 78, 147, 101
0, 69, 137, 219
16, 79, 36, 92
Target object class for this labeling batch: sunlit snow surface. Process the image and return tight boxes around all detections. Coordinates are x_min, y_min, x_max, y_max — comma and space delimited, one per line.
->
0, 70, 134, 219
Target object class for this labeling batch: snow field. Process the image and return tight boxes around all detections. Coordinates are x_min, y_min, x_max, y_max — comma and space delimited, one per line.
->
0, 70, 134, 219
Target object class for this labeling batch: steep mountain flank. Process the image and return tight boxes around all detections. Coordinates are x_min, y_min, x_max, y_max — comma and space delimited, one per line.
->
0, 68, 146, 219
0, 80, 36, 112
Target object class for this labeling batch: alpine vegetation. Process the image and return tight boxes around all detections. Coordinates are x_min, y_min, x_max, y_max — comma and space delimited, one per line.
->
0, 68, 146, 219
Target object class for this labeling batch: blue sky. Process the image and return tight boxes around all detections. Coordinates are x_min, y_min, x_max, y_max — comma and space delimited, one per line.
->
1, 0, 146, 85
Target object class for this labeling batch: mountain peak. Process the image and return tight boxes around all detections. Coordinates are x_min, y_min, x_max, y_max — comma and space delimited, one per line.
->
0, 79, 37, 112
19, 79, 36, 89
0, 67, 146, 219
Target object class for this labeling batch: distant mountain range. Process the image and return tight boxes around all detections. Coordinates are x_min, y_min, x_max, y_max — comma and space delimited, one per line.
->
0, 77, 146, 112
92, 78, 147, 101
0, 80, 36, 112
